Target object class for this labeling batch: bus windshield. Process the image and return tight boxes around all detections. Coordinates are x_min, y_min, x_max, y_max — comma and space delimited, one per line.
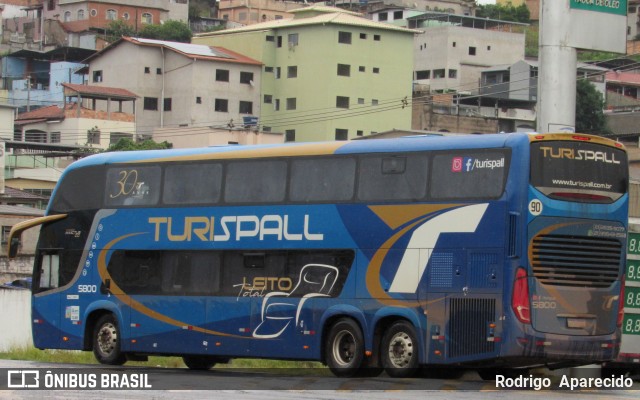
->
530, 140, 628, 203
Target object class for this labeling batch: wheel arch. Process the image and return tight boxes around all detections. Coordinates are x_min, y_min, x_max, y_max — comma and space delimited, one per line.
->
82, 301, 125, 351
319, 305, 367, 364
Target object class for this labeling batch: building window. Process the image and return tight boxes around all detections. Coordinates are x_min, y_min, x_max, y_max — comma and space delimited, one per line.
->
287, 66, 298, 78
286, 98, 297, 110
239, 101, 253, 114
164, 98, 172, 111
106, 9, 117, 20
216, 69, 230, 82
336, 96, 349, 109
90, 9, 97, 17
357, 130, 364, 136
449, 69, 458, 78
156, 68, 162, 75
285, 130, 296, 142
277, 36, 283, 47
266, 35, 275, 42
373, 67, 380, 74
240, 71, 254, 84
358, 98, 365, 104
359, 66, 365, 72
433, 69, 445, 79
214, 99, 228, 112
487, 45, 491, 51
144, 67, 150, 74
288, 33, 299, 46
469, 46, 476, 56
144, 97, 158, 110
275, 99, 280, 111
2, 226, 12, 244
142, 13, 152, 24
360, 33, 367, 39
92, 70, 102, 82
372, 99, 379, 106
416, 70, 430, 80
374, 34, 381, 41
77, 9, 85, 19
50, 132, 61, 143
264, 94, 273, 104
265, 66, 274, 73
196, 97, 202, 104
87, 127, 101, 144
393, 11, 403, 20
335, 129, 348, 141
275, 67, 281, 79
453, 42, 456, 47
64, 11, 71, 22
338, 31, 352, 44
123, 12, 130, 20
379, 12, 388, 21
337, 64, 350, 77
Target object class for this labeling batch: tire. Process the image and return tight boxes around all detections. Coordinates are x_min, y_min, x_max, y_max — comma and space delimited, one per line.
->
93, 314, 126, 365
381, 321, 419, 378
182, 355, 223, 371
325, 318, 365, 377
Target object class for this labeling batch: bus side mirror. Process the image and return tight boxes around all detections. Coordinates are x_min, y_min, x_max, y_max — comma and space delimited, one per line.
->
8, 236, 21, 258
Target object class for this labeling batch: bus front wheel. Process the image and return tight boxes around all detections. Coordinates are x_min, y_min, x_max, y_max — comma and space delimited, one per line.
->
325, 318, 365, 377
93, 314, 127, 365
381, 321, 419, 378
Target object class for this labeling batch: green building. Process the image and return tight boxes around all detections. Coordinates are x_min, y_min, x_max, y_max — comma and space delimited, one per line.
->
193, 5, 417, 142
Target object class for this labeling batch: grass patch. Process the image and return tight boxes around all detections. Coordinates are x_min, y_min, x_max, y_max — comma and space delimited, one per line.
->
0, 345, 327, 372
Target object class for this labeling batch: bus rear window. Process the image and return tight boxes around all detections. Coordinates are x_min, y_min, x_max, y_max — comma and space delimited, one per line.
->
530, 141, 627, 203
430, 149, 510, 199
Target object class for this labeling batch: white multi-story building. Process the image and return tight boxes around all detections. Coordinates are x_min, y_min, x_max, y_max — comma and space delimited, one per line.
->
83, 37, 263, 138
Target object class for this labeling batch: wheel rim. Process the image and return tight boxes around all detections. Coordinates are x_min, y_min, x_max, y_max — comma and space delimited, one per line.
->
332, 330, 356, 366
387, 331, 414, 368
97, 322, 118, 357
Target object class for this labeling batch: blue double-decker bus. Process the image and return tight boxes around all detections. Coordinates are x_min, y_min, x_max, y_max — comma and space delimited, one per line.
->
9, 132, 628, 378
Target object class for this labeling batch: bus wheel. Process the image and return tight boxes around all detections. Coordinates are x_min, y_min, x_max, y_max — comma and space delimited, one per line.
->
381, 321, 419, 378
93, 314, 126, 365
326, 318, 365, 377
183, 356, 219, 370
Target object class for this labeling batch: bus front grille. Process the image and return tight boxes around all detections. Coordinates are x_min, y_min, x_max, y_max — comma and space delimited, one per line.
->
531, 234, 622, 288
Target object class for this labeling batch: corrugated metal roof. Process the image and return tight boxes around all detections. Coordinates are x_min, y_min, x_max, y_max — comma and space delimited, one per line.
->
196, 12, 420, 37
129, 37, 234, 59
0, 205, 44, 217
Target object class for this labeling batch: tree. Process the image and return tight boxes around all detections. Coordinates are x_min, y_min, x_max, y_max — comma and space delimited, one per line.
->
138, 20, 193, 43
105, 20, 136, 42
575, 79, 611, 135
107, 138, 173, 152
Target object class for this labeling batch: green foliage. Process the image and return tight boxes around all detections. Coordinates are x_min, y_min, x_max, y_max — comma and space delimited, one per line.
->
476, 3, 530, 23
575, 79, 611, 136
138, 20, 193, 43
105, 20, 136, 42
107, 138, 173, 152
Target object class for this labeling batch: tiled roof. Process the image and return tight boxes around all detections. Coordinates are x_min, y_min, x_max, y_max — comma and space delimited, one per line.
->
62, 83, 138, 99
2, 187, 48, 201
15, 105, 65, 121
196, 11, 420, 37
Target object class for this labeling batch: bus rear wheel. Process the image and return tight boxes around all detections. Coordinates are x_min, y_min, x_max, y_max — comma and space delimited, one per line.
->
381, 321, 419, 378
325, 318, 365, 377
93, 314, 126, 365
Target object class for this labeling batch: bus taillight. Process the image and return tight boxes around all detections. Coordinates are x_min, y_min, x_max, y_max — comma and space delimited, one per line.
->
617, 276, 625, 328
512, 268, 531, 324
